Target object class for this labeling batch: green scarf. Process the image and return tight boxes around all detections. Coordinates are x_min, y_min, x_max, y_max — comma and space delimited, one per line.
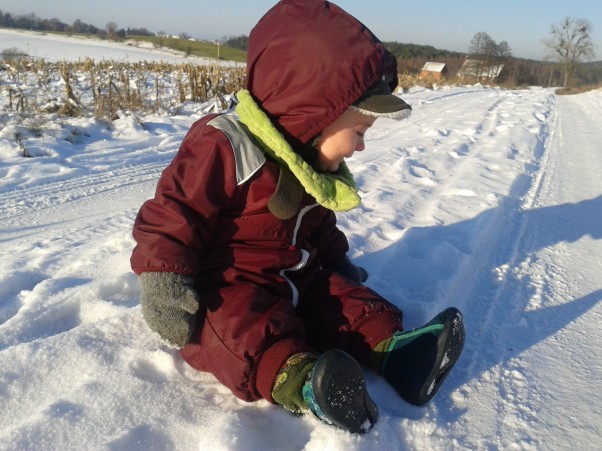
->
235, 90, 361, 212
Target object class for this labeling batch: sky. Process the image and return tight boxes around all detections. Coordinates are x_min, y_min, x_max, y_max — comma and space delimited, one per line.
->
1, 0, 601, 60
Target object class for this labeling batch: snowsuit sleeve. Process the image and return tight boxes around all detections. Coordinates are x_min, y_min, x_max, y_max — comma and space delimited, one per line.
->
130, 118, 238, 276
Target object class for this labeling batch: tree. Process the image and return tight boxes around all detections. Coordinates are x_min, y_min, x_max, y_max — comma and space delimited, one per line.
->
46, 18, 65, 32
467, 32, 512, 80
105, 21, 119, 39
13, 13, 41, 30
127, 27, 153, 37
72, 19, 84, 33
545, 17, 595, 88
224, 35, 250, 51
498, 41, 512, 60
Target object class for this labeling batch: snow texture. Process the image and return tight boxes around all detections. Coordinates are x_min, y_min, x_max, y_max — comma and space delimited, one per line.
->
1, 31, 601, 450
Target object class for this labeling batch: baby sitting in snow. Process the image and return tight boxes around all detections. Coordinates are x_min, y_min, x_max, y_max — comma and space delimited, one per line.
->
131, 0, 464, 433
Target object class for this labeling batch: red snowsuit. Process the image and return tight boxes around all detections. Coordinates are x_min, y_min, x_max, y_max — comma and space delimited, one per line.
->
130, 0, 403, 403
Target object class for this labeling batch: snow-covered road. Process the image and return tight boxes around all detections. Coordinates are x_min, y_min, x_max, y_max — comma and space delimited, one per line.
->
432, 88, 602, 449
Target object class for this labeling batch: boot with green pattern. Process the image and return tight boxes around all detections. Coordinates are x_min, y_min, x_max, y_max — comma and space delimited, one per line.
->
372, 307, 465, 406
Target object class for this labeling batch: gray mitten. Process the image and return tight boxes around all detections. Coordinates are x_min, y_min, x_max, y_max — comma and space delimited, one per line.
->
139, 272, 200, 348
332, 255, 369, 284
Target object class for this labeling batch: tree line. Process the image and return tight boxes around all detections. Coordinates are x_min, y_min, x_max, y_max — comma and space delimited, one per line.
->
0, 10, 153, 40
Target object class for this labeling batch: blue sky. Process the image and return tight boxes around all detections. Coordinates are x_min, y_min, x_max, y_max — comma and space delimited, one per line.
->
1, 0, 600, 60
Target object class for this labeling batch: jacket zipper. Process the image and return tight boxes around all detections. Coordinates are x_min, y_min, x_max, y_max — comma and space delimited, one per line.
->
280, 203, 318, 306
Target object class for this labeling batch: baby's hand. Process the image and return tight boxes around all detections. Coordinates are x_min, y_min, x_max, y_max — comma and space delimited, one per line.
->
139, 272, 200, 348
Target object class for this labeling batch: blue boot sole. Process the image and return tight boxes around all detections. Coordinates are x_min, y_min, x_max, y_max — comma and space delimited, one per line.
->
308, 349, 378, 433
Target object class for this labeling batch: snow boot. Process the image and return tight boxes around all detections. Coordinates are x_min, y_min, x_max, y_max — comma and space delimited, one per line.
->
302, 349, 378, 433
380, 307, 465, 406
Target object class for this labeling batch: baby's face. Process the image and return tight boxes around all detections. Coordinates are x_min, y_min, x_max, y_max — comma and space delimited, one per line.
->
315, 109, 376, 172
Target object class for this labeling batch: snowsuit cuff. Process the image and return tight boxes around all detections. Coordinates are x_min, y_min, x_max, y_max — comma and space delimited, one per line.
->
353, 311, 404, 363
256, 338, 314, 404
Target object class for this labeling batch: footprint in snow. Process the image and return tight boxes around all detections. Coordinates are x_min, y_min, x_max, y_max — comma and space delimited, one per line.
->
408, 160, 436, 187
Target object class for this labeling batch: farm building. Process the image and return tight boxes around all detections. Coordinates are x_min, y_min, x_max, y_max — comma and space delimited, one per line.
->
419, 62, 447, 80
456, 59, 504, 81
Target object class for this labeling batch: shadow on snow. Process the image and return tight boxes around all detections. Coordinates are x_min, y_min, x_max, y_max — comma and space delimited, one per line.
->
360, 193, 602, 419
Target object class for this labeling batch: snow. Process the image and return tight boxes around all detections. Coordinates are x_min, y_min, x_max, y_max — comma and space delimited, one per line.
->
1, 32, 602, 450
0, 28, 238, 66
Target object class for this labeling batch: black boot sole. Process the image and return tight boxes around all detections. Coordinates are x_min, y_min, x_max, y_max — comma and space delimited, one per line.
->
311, 349, 378, 433
405, 307, 465, 406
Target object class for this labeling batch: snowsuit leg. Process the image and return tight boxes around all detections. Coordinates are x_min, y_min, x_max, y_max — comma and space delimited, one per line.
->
295, 271, 403, 365
180, 270, 403, 404
180, 283, 311, 402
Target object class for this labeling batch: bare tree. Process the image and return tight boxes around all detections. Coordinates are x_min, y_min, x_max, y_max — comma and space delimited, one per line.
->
468, 32, 512, 81
545, 17, 595, 88
469, 32, 493, 79
498, 41, 512, 60
106, 21, 119, 39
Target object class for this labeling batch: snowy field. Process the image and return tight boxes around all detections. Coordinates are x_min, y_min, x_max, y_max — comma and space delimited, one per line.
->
0, 28, 237, 65
1, 32, 601, 450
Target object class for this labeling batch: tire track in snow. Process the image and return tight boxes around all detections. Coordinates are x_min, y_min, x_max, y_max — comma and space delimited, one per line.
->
0, 158, 168, 225
348, 88, 558, 448
440, 91, 602, 448
434, 95, 559, 449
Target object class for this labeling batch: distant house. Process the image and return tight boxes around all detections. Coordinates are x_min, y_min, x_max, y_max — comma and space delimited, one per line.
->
456, 59, 504, 81
419, 62, 447, 80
